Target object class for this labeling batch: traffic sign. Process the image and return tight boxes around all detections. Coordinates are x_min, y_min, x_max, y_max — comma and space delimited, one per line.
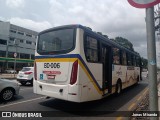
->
128, 0, 160, 8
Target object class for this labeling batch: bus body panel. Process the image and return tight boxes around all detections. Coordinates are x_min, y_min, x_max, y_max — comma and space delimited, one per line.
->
112, 65, 140, 90
78, 28, 103, 101
36, 61, 71, 84
80, 83, 89, 102
78, 62, 102, 102
34, 81, 69, 100
68, 84, 81, 102
34, 59, 72, 100
86, 63, 103, 88
34, 29, 85, 102
87, 82, 102, 100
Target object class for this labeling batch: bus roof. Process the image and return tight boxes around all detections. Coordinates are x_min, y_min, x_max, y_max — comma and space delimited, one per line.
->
39, 24, 140, 57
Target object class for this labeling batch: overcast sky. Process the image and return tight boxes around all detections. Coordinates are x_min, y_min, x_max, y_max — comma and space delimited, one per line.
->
0, 0, 159, 64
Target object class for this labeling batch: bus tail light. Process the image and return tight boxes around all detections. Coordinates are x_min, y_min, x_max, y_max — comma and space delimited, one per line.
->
34, 62, 37, 80
24, 72, 33, 74
70, 60, 78, 85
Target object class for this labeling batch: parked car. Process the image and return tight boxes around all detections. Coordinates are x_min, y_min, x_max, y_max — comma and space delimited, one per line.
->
0, 78, 20, 101
5, 69, 17, 74
17, 67, 34, 85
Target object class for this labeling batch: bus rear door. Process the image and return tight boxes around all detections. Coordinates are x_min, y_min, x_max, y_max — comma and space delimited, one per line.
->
102, 45, 112, 94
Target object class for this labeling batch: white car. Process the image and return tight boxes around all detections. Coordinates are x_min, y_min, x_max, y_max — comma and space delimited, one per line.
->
0, 78, 20, 101
17, 67, 34, 85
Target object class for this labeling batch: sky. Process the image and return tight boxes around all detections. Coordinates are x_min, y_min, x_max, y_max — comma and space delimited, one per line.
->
0, 0, 159, 65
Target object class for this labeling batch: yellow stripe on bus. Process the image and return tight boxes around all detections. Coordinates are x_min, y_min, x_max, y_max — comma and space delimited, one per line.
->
35, 58, 103, 95
78, 60, 103, 95
35, 58, 77, 62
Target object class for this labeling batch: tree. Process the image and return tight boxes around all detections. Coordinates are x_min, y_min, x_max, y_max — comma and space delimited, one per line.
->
114, 37, 134, 51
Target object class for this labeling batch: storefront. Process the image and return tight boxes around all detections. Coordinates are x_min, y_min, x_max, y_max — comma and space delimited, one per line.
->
0, 57, 34, 73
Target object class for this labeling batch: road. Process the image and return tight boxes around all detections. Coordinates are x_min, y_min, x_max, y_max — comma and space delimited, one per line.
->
0, 78, 149, 120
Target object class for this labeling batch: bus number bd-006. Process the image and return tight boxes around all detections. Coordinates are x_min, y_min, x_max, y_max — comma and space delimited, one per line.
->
44, 63, 60, 68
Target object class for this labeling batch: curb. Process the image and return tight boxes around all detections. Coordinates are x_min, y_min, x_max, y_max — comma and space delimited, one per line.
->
129, 77, 160, 119
0, 78, 16, 80
129, 87, 149, 111
0, 74, 17, 80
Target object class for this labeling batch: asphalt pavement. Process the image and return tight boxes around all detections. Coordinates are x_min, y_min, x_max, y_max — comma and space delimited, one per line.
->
0, 80, 149, 120
0, 72, 159, 120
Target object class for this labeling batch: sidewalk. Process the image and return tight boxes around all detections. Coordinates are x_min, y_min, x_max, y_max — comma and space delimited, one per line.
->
0, 73, 17, 79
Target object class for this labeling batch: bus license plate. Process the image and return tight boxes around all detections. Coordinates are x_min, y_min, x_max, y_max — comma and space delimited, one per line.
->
47, 75, 56, 79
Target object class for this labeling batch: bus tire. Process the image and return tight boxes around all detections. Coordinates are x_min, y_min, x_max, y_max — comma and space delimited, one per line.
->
135, 76, 139, 85
115, 80, 122, 95
30, 78, 33, 86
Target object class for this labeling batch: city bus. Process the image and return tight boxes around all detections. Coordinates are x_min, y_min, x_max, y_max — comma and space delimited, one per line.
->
33, 24, 141, 102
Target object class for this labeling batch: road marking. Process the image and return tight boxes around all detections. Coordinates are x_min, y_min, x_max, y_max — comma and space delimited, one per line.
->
128, 103, 136, 110
20, 88, 33, 91
137, 96, 142, 101
143, 88, 149, 96
0, 97, 45, 108
116, 116, 123, 120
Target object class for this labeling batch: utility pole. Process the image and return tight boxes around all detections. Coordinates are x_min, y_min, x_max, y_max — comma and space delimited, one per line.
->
154, 4, 160, 71
13, 39, 18, 78
128, 1, 160, 119
159, 9, 160, 68
6, 37, 9, 69
146, 7, 158, 120
156, 4, 160, 68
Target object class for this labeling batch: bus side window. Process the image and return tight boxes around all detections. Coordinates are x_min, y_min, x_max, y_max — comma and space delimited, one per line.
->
112, 47, 120, 64
132, 55, 136, 66
131, 55, 134, 66
84, 36, 99, 62
122, 51, 127, 65
127, 53, 132, 66
136, 57, 140, 67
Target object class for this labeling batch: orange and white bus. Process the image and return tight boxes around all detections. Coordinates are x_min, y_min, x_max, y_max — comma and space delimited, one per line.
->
33, 24, 141, 102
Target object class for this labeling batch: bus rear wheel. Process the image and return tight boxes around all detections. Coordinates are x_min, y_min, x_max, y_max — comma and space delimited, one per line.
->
135, 75, 139, 85
115, 81, 122, 95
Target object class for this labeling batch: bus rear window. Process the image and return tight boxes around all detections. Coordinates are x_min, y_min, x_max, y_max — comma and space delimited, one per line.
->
37, 28, 75, 54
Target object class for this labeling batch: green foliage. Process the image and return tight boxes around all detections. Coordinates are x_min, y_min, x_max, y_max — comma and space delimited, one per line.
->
114, 37, 134, 51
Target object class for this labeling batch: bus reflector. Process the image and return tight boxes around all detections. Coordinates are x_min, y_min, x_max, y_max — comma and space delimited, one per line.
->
25, 72, 33, 74
34, 62, 37, 80
68, 93, 77, 95
70, 60, 78, 85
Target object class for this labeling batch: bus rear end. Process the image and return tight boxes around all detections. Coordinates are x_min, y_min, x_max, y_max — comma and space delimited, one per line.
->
34, 26, 81, 102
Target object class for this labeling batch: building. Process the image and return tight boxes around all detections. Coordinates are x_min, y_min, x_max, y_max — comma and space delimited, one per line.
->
0, 20, 38, 72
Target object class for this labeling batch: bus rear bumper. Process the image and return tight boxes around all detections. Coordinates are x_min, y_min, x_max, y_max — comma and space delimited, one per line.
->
33, 81, 68, 100
33, 80, 81, 102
